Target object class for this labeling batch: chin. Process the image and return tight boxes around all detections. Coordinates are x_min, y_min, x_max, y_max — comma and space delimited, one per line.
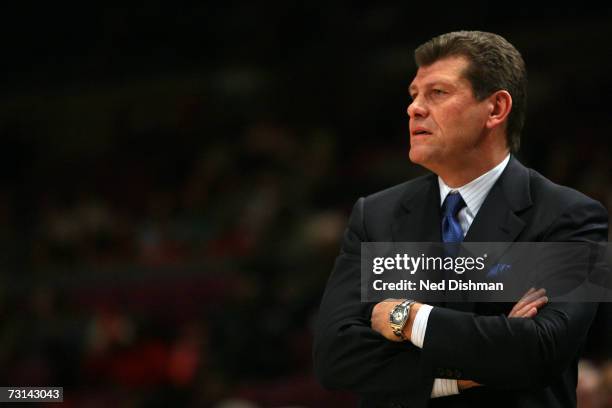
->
408, 147, 429, 166
409, 147, 441, 173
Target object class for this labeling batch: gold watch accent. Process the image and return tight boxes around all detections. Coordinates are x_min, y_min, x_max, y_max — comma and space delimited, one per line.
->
389, 299, 415, 339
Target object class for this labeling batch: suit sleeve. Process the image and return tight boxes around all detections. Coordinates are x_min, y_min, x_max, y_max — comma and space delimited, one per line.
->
421, 199, 609, 388
313, 198, 433, 403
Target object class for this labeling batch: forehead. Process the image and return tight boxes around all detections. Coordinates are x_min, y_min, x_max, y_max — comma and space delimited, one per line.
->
409, 55, 471, 92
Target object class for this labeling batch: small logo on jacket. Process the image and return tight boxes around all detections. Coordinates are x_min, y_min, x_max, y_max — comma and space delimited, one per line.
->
486, 263, 512, 278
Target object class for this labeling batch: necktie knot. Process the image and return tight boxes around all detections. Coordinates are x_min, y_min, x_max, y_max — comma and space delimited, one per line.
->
442, 192, 466, 218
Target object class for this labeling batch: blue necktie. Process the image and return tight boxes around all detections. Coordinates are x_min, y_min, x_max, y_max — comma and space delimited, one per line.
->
441, 193, 466, 243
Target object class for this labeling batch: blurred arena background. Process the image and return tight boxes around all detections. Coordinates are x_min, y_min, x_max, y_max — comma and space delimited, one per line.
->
0, 3, 611, 407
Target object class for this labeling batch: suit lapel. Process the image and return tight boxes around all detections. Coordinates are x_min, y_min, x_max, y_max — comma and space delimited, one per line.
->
391, 174, 444, 306
463, 184, 525, 243
465, 156, 532, 243
392, 174, 442, 243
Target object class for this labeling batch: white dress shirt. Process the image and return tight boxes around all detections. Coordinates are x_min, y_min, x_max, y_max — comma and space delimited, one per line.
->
412, 154, 511, 398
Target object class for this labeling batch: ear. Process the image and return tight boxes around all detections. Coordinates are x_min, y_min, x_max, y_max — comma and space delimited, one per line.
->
485, 90, 512, 130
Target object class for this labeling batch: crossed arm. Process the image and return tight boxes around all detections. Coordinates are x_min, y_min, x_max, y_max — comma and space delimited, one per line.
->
313, 196, 608, 399
370, 287, 549, 391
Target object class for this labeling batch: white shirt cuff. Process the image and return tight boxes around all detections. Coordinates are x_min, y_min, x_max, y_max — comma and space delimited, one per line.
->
431, 378, 459, 398
410, 303, 433, 348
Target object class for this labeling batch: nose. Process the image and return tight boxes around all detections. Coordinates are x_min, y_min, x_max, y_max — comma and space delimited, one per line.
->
407, 97, 427, 119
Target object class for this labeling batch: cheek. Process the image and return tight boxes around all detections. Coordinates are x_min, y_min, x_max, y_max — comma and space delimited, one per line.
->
434, 107, 464, 137
442, 105, 486, 136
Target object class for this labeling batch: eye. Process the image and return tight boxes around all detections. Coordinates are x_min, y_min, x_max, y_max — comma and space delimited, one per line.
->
432, 89, 446, 95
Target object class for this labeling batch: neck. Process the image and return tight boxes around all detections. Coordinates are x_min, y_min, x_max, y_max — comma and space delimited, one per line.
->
436, 150, 509, 188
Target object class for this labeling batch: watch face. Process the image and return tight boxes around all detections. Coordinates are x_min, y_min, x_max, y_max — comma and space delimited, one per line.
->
392, 310, 404, 323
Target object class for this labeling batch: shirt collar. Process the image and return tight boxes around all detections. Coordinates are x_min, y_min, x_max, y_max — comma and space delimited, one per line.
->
438, 154, 511, 216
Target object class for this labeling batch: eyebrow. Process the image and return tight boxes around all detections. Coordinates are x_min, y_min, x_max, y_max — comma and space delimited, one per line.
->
408, 80, 454, 95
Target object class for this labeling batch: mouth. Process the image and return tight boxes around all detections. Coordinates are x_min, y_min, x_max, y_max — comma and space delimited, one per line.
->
411, 129, 432, 137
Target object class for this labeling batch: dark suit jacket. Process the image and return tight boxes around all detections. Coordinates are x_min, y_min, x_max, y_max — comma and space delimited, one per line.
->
313, 156, 609, 407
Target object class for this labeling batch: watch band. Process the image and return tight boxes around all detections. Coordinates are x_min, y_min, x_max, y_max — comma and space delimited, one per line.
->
390, 299, 415, 339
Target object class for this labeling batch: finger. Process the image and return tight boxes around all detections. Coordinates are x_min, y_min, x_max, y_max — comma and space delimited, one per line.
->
515, 288, 537, 307
523, 307, 538, 318
511, 296, 546, 317
513, 289, 546, 312
511, 296, 548, 317
520, 287, 536, 300
510, 288, 542, 315
517, 296, 548, 315
521, 288, 546, 304
509, 303, 520, 316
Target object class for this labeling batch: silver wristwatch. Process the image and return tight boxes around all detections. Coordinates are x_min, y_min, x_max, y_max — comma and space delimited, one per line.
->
389, 299, 416, 339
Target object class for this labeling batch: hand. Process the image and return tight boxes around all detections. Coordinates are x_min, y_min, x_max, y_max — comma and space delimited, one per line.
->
371, 299, 421, 342
371, 300, 404, 342
509, 287, 548, 318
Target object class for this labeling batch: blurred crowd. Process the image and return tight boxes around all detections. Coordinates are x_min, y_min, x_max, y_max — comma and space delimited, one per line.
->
1, 113, 377, 405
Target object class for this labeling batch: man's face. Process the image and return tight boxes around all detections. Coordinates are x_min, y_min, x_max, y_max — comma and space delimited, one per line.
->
407, 56, 491, 171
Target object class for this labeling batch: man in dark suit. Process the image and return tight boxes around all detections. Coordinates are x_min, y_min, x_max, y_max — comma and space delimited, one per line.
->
313, 31, 609, 407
